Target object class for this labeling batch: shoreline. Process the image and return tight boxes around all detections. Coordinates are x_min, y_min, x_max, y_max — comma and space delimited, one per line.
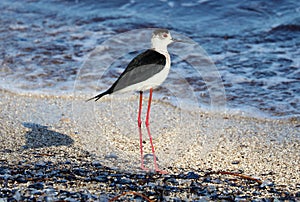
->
0, 91, 299, 200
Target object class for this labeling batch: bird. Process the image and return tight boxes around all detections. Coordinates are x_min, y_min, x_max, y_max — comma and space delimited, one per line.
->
87, 29, 184, 173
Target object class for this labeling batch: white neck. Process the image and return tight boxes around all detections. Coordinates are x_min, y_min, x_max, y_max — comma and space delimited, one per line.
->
151, 39, 169, 54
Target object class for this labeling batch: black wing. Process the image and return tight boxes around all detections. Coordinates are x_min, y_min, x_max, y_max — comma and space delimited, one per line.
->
87, 49, 166, 101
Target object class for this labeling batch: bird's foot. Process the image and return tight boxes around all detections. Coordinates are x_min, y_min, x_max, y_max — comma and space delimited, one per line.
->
155, 168, 168, 174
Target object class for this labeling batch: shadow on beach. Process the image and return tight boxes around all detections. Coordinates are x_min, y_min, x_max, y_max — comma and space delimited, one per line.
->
22, 122, 74, 149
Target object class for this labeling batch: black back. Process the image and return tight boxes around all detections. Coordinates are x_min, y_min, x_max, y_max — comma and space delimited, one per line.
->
87, 49, 166, 101
110, 49, 166, 92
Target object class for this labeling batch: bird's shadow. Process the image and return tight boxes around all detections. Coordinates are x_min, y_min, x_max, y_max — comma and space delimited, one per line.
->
22, 122, 74, 149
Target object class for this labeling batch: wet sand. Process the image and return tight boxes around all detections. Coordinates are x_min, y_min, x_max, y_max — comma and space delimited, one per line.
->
0, 91, 299, 200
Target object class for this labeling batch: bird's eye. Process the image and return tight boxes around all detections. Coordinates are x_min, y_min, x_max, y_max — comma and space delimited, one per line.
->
163, 33, 168, 38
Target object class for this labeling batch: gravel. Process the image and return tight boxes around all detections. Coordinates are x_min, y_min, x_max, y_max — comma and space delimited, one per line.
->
0, 91, 299, 201
1, 147, 299, 201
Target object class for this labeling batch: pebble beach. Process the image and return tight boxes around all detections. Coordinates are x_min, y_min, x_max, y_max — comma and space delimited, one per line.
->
0, 91, 299, 201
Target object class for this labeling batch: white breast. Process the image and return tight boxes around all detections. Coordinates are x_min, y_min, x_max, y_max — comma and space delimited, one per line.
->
118, 52, 171, 92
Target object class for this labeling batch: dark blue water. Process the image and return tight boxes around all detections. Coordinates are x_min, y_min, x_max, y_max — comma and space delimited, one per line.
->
0, 0, 299, 118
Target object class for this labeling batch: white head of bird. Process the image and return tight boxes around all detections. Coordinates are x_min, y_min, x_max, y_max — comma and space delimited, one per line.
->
151, 29, 173, 53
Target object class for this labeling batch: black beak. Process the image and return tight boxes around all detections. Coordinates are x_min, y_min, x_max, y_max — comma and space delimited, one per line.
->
172, 38, 193, 44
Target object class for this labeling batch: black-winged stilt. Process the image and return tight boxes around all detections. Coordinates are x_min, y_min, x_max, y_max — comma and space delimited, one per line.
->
88, 29, 184, 173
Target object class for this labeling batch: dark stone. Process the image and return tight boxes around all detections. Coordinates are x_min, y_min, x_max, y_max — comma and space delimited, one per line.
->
117, 177, 132, 184
92, 161, 102, 167
186, 172, 199, 179
15, 176, 27, 183
94, 175, 108, 183
28, 182, 44, 190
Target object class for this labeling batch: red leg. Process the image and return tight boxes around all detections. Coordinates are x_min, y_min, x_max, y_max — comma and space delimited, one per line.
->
138, 91, 148, 171
145, 88, 153, 127
145, 88, 167, 174
138, 91, 143, 128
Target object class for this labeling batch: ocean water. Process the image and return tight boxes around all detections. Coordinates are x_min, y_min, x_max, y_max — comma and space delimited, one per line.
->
0, 0, 299, 118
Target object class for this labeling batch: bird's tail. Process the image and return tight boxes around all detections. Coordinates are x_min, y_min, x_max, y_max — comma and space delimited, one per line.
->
86, 92, 108, 102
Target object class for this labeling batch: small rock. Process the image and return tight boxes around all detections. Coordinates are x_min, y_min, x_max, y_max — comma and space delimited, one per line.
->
73, 168, 86, 176
15, 175, 27, 183
28, 182, 44, 190
94, 175, 108, 183
13, 190, 22, 201
260, 180, 274, 188
231, 160, 240, 164
164, 177, 178, 185
105, 153, 118, 159
117, 177, 132, 184
92, 161, 102, 167
186, 171, 199, 179
64, 160, 72, 164
207, 185, 217, 193
35, 161, 47, 168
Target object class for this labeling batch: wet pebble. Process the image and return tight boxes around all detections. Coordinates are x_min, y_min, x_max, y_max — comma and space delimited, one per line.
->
164, 177, 178, 185
92, 160, 102, 167
185, 171, 199, 179
93, 175, 108, 183
0, 150, 298, 201
15, 174, 27, 183
28, 182, 44, 190
260, 180, 275, 188
231, 160, 240, 164
105, 153, 118, 159
116, 176, 132, 184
